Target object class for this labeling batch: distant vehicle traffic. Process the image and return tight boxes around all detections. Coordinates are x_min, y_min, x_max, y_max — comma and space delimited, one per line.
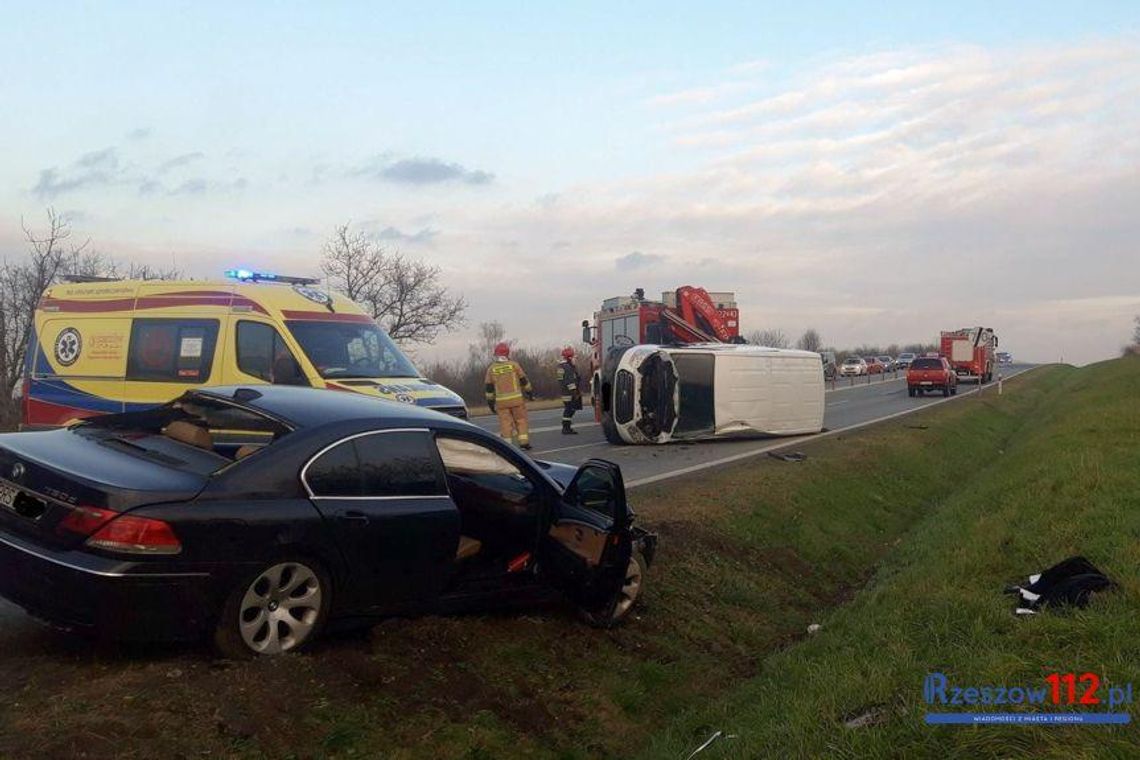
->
895, 352, 917, 369
997, 352, 1013, 364
876, 355, 895, 371
0, 386, 656, 656
20, 270, 468, 429
864, 357, 886, 374
596, 344, 825, 444
941, 327, 999, 383
907, 356, 958, 397
839, 357, 867, 376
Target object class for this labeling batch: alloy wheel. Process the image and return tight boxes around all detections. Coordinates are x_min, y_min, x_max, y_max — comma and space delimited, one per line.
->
238, 562, 323, 654
613, 556, 643, 618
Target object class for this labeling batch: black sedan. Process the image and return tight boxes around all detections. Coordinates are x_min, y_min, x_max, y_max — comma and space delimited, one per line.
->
0, 386, 656, 656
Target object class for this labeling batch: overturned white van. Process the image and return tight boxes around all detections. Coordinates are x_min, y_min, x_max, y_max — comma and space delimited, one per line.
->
597, 344, 825, 444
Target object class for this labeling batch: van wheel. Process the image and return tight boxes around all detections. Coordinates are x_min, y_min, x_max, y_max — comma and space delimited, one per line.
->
214, 559, 331, 658
601, 415, 624, 445
581, 553, 644, 629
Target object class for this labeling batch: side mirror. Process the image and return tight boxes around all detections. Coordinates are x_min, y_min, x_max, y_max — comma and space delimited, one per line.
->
564, 459, 628, 527
581, 320, 593, 345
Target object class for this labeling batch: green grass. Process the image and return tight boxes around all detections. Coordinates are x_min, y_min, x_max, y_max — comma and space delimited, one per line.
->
641, 357, 1140, 759
1, 359, 1136, 759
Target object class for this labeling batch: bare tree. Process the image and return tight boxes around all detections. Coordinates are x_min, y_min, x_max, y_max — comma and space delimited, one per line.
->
321, 223, 466, 344
748, 328, 790, 348
0, 210, 87, 413
1134, 315, 1140, 346
795, 328, 823, 353
0, 210, 184, 425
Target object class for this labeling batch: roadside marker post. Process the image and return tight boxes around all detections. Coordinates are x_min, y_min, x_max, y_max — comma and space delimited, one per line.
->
998, 372, 1003, 395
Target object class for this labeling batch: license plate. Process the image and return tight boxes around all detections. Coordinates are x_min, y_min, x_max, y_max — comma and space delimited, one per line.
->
921, 381, 933, 385
0, 480, 18, 510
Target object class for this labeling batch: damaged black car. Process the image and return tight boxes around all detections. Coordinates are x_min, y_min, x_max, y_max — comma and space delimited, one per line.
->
0, 386, 656, 656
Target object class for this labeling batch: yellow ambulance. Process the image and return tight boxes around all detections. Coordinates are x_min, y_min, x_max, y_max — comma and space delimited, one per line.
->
18, 270, 467, 428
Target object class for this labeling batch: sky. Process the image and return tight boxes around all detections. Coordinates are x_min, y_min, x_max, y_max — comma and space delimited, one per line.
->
2, 1, 1138, 366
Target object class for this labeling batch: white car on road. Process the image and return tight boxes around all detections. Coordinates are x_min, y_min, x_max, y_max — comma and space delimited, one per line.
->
839, 357, 868, 377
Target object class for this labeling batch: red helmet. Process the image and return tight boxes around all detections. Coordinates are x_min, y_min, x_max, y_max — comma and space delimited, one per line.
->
494, 342, 510, 357
561, 346, 575, 360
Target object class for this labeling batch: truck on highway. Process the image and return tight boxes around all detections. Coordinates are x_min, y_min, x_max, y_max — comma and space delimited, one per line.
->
581, 286, 824, 444
940, 327, 999, 383
581, 286, 742, 404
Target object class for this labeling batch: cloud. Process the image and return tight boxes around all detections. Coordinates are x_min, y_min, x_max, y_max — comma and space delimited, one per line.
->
352, 155, 494, 186
125, 127, 152, 141
33, 147, 124, 198
31, 143, 243, 199
375, 225, 438, 245
157, 152, 205, 173
615, 251, 666, 270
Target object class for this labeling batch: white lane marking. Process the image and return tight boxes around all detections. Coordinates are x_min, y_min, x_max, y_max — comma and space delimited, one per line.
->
626, 366, 1035, 489
535, 440, 609, 455
530, 421, 599, 434
828, 399, 850, 406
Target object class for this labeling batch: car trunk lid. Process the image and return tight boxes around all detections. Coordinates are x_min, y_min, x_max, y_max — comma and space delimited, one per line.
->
0, 429, 213, 549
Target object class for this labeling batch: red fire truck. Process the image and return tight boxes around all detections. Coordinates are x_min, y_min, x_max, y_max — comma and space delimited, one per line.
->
580, 286, 741, 413
940, 327, 999, 383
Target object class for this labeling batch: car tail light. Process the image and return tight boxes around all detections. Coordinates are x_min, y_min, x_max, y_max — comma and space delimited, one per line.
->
58, 505, 181, 555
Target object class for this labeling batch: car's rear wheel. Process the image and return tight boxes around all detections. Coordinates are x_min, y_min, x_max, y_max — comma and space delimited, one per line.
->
214, 559, 331, 658
908, 387, 915, 397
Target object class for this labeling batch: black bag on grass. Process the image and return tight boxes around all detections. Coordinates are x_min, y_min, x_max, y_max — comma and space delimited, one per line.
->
1006, 556, 1116, 614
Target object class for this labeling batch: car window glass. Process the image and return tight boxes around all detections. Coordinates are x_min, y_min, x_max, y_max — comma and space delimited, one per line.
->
126, 319, 219, 383
568, 465, 619, 523
236, 321, 307, 386
436, 436, 535, 506
436, 437, 522, 476
305, 440, 361, 497
355, 432, 447, 497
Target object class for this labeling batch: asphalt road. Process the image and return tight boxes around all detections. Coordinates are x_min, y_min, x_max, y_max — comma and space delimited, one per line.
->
473, 364, 1035, 487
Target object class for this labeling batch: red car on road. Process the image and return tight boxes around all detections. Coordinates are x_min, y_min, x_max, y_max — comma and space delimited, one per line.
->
907, 356, 958, 397
864, 357, 886, 375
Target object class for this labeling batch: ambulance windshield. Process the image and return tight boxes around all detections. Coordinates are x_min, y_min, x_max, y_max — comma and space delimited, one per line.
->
286, 321, 420, 379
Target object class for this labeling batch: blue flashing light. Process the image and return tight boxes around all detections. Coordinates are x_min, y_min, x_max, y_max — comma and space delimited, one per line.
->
225, 268, 278, 282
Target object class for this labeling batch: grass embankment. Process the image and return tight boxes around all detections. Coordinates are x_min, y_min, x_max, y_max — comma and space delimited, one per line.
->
2, 361, 1135, 759
643, 357, 1140, 759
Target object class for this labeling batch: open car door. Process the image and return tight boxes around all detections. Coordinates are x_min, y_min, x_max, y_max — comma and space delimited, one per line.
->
540, 459, 650, 626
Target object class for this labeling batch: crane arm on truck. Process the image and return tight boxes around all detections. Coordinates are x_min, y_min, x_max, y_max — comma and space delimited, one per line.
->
674, 286, 734, 343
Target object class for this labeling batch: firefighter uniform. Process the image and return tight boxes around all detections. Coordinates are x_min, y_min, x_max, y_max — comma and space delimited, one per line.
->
557, 356, 582, 434
484, 346, 534, 449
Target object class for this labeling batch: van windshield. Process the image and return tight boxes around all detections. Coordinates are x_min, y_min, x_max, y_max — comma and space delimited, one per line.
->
286, 321, 420, 379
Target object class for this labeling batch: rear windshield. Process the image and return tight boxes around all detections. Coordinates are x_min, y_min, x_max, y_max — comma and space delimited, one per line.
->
75, 394, 293, 473
843, 358, 861, 364
911, 358, 943, 369
286, 320, 419, 379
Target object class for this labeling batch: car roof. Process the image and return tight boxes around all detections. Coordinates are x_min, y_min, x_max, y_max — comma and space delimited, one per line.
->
190, 385, 470, 431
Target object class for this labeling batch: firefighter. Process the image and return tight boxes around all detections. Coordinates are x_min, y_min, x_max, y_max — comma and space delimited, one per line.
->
557, 346, 582, 434
484, 342, 535, 449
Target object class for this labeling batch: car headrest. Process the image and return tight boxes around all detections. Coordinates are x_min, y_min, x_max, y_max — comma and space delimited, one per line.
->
163, 420, 213, 450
